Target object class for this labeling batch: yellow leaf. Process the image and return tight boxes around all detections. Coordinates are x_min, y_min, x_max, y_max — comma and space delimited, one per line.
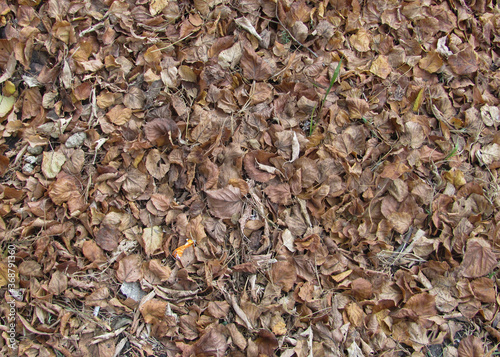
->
413, 88, 425, 112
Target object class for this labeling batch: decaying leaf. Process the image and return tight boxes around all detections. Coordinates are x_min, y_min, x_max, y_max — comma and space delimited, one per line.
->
205, 185, 243, 219
460, 238, 497, 278
5, 0, 500, 354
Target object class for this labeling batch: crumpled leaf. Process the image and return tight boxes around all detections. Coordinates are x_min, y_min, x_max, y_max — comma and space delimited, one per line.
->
235, 17, 262, 41
144, 117, 179, 146
457, 336, 484, 357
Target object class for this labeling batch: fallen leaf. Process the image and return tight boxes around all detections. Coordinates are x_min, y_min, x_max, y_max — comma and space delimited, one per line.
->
42, 151, 67, 179
48, 270, 68, 295
449, 46, 478, 75
116, 254, 142, 283
95, 225, 121, 251
141, 226, 163, 256
205, 185, 243, 219
460, 238, 497, 278
370, 55, 391, 79
457, 336, 484, 357
240, 43, 273, 81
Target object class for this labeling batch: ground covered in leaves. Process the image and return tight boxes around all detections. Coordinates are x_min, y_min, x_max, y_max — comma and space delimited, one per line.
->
1, 0, 500, 356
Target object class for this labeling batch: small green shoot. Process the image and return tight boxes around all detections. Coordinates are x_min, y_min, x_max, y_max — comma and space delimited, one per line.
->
309, 57, 343, 136
444, 141, 459, 160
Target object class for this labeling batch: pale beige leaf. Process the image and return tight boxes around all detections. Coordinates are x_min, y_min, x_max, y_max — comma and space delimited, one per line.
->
42, 151, 67, 179
141, 226, 163, 256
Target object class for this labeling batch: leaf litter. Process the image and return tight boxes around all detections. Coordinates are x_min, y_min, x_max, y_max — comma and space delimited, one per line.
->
1, 0, 500, 356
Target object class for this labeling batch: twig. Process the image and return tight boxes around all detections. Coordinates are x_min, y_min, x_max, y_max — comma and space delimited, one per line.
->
275, 2, 318, 58
152, 33, 194, 52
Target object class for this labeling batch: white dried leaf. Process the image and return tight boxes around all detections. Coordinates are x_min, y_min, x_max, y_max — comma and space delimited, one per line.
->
289, 131, 300, 162
437, 36, 453, 57
120, 281, 147, 302
282, 229, 295, 252
478, 143, 500, 165
235, 17, 262, 41
61, 60, 73, 89
255, 160, 277, 174
219, 43, 242, 69
42, 151, 67, 179
480, 105, 500, 127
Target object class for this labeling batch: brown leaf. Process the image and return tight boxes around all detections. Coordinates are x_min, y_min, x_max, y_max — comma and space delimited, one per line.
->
243, 150, 276, 182
205, 185, 243, 219
145, 149, 170, 180
190, 326, 228, 357
207, 301, 230, 319
449, 46, 478, 75
387, 212, 412, 234
264, 183, 292, 206
349, 28, 371, 52
106, 105, 132, 126
144, 117, 179, 146
140, 298, 167, 324
82, 240, 107, 264
227, 323, 247, 350
122, 168, 149, 199
269, 260, 297, 292
116, 254, 142, 283
255, 330, 279, 356
351, 278, 373, 300
146, 259, 171, 282
457, 336, 484, 357
404, 293, 437, 316
141, 226, 163, 256
470, 277, 496, 303
460, 238, 497, 278
18, 260, 43, 278
240, 43, 273, 81
95, 225, 121, 251
346, 302, 364, 327
48, 270, 68, 295
123, 87, 145, 110
419, 51, 443, 73
346, 97, 369, 119
370, 55, 391, 79
85, 287, 109, 308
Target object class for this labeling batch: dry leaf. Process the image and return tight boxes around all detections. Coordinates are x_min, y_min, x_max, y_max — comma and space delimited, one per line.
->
95, 225, 121, 251
205, 185, 243, 219
241, 44, 273, 81
449, 46, 478, 75
457, 336, 484, 357
48, 270, 68, 295
460, 238, 497, 278
116, 254, 142, 283
42, 151, 67, 179
141, 226, 163, 256
370, 55, 391, 79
